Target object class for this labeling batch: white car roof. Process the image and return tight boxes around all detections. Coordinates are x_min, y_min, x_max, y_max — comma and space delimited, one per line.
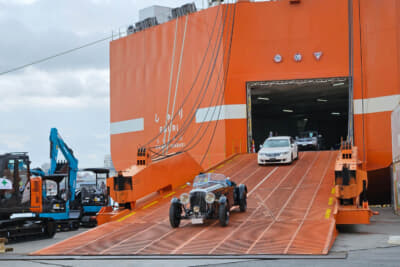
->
266, 136, 291, 140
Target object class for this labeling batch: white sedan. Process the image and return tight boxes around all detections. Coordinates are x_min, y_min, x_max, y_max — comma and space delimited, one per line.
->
257, 136, 298, 165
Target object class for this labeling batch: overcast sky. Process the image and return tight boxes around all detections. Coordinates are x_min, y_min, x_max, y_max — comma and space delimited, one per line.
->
0, 0, 211, 169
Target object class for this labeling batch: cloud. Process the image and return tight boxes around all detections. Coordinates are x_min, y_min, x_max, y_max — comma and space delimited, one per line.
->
0, 20, 110, 72
0, 67, 109, 111
0, 0, 38, 5
0, 0, 210, 73
0, 0, 211, 168
0, 134, 31, 151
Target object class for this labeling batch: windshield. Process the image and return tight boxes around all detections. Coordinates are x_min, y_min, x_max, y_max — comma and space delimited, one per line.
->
193, 173, 226, 187
263, 139, 290, 148
299, 131, 317, 138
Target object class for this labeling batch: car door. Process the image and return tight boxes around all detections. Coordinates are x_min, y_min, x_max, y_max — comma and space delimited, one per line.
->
290, 138, 297, 159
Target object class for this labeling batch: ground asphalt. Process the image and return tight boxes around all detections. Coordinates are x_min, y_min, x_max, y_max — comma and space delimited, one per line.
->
0, 207, 399, 266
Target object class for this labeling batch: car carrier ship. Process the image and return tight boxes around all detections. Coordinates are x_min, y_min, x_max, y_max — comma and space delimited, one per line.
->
33, 0, 400, 256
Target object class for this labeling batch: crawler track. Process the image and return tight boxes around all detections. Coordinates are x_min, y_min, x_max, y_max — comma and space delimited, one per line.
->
33, 151, 338, 255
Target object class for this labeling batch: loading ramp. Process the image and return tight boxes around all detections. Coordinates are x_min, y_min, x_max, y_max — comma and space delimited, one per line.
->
33, 151, 338, 255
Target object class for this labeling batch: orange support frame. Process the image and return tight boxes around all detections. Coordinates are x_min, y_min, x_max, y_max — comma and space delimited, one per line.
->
334, 141, 376, 224
97, 152, 202, 225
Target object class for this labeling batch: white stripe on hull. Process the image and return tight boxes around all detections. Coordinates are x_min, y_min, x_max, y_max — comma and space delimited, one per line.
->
110, 118, 144, 135
196, 104, 247, 123
354, 94, 400, 115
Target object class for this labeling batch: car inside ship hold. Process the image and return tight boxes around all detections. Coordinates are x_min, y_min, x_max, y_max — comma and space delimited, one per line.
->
247, 77, 349, 151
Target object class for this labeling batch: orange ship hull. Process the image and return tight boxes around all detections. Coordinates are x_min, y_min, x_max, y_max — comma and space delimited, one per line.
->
110, 0, 400, 203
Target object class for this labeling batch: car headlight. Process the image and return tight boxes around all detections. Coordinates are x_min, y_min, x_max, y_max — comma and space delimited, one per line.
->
180, 193, 190, 204
205, 192, 215, 204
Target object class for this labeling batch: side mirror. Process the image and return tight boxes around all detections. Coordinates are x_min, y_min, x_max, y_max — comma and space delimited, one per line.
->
186, 182, 191, 186
259, 145, 262, 149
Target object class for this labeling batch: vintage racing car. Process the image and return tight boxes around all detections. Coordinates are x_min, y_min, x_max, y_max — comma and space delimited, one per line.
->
169, 173, 247, 227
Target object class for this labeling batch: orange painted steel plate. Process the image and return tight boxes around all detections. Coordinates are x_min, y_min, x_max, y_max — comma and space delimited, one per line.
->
33, 151, 338, 255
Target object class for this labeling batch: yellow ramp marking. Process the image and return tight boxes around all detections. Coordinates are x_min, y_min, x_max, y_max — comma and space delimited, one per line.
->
117, 211, 136, 222
328, 197, 334, 206
216, 164, 225, 169
331, 187, 335, 194
325, 208, 331, 219
142, 201, 158, 210
180, 184, 187, 189
163, 192, 176, 199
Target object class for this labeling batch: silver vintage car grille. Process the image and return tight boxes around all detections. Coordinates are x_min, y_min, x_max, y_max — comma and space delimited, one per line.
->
190, 191, 207, 213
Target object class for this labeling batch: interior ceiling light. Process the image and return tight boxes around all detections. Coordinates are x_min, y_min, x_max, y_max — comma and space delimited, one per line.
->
257, 97, 270, 101
317, 98, 328, 102
331, 112, 341, 115
283, 109, 294, 113
333, 82, 345, 87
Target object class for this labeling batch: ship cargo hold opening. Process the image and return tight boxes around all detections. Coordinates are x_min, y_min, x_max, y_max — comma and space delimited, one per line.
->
247, 77, 349, 151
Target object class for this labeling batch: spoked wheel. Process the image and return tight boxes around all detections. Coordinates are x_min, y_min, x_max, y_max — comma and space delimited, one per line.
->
219, 202, 230, 226
169, 203, 181, 228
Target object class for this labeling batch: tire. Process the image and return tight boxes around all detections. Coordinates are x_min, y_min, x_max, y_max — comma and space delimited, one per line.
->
218, 202, 229, 226
72, 221, 80, 230
239, 191, 247, 212
46, 221, 56, 238
169, 203, 181, 228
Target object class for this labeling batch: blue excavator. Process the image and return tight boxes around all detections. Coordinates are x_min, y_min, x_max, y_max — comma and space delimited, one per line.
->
0, 128, 108, 240
33, 128, 109, 228
37, 128, 82, 230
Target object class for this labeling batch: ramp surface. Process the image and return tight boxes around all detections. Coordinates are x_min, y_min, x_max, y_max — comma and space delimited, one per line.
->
33, 151, 338, 255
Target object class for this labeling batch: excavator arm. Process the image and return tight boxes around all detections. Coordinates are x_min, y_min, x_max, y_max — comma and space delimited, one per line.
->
49, 128, 78, 202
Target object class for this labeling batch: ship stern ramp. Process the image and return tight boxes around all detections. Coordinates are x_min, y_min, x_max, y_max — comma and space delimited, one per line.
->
33, 151, 339, 255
